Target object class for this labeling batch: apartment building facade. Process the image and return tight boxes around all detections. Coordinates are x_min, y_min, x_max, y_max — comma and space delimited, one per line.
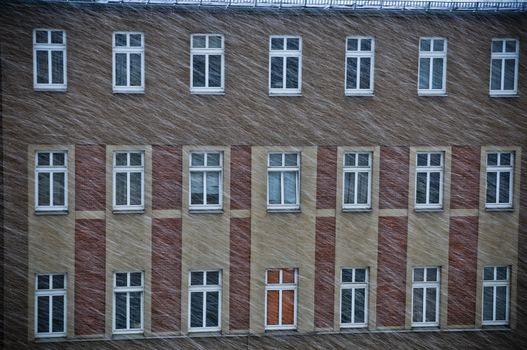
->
1, 1, 526, 349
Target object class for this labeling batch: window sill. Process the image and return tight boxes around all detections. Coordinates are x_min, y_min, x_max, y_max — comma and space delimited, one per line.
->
417, 92, 447, 97
342, 208, 372, 213
269, 92, 302, 97
112, 209, 145, 215
34, 334, 67, 340
264, 328, 298, 334
489, 93, 518, 98
113, 89, 145, 94
188, 209, 224, 214
35, 210, 69, 216
345, 92, 374, 97
190, 90, 225, 95
340, 325, 368, 330
411, 325, 440, 330
267, 208, 301, 214
188, 330, 222, 336
34, 86, 67, 92
112, 331, 144, 338
414, 208, 444, 213
485, 207, 514, 212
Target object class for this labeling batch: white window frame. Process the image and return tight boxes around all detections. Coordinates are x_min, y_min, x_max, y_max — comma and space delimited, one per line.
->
489, 38, 519, 96
112, 32, 145, 93
342, 152, 372, 210
112, 151, 145, 211
188, 270, 222, 332
485, 152, 514, 209
411, 267, 440, 327
190, 34, 225, 94
35, 151, 68, 212
482, 266, 510, 326
264, 269, 298, 331
415, 152, 444, 210
345, 36, 375, 96
269, 36, 302, 95
33, 29, 67, 91
267, 152, 300, 211
417, 37, 447, 96
34, 273, 67, 338
340, 268, 368, 328
112, 271, 144, 334
189, 152, 223, 211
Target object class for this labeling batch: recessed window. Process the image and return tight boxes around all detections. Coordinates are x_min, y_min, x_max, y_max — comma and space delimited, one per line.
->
415, 152, 443, 210
340, 268, 368, 328
113, 151, 144, 211
189, 270, 222, 332
265, 268, 297, 330
486, 152, 514, 209
490, 39, 519, 96
189, 152, 223, 211
418, 38, 447, 95
113, 32, 144, 93
269, 36, 302, 95
345, 37, 374, 95
190, 34, 224, 94
343, 152, 372, 210
113, 272, 144, 334
33, 29, 66, 91
35, 273, 67, 338
482, 266, 510, 325
35, 151, 68, 212
267, 152, 300, 210
412, 267, 440, 327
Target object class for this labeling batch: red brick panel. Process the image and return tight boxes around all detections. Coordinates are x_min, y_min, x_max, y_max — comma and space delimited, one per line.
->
152, 145, 182, 210
151, 218, 182, 332
74, 219, 106, 335
379, 147, 409, 209
230, 145, 252, 210
447, 216, 479, 326
229, 217, 251, 330
316, 146, 337, 210
75, 145, 106, 211
314, 216, 336, 328
376, 216, 408, 328
450, 146, 481, 209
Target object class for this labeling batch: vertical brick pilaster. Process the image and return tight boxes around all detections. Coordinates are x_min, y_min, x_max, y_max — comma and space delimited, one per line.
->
450, 146, 480, 209
152, 145, 182, 210
316, 146, 337, 209
75, 145, 106, 211
379, 147, 409, 209
230, 145, 252, 210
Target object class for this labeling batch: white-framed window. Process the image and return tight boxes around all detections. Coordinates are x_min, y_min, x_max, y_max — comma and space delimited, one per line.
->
345, 37, 374, 95
412, 267, 440, 327
113, 32, 144, 93
482, 266, 510, 326
267, 152, 300, 210
113, 272, 144, 334
418, 37, 447, 95
35, 273, 67, 338
486, 152, 514, 209
35, 151, 68, 212
113, 151, 144, 211
343, 152, 372, 210
490, 39, 519, 96
265, 268, 297, 330
189, 152, 223, 210
340, 268, 368, 328
269, 36, 302, 95
190, 34, 224, 94
415, 152, 443, 210
33, 29, 67, 91
188, 270, 222, 332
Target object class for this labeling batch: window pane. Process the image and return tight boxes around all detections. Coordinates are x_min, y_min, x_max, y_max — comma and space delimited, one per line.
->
503, 59, 515, 90
359, 58, 371, 90
130, 272, 142, 286
487, 153, 498, 166
483, 286, 494, 321
53, 172, 65, 206
38, 172, 51, 206
432, 58, 443, 89
419, 58, 430, 90
505, 40, 516, 53
429, 172, 441, 204
268, 172, 281, 205
208, 55, 222, 88
414, 268, 424, 282
205, 291, 219, 327
37, 296, 50, 333
417, 153, 428, 166
129, 53, 141, 87
271, 37, 284, 50
192, 35, 206, 48
433, 39, 444, 51
266, 290, 279, 325
355, 269, 366, 283
115, 172, 128, 206
416, 172, 427, 204
495, 286, 507, 321
52, 275, 64, 289
129, 34, 142, 47
360, 39, 371, 51
206, 271, 219, 285
430, 153, 441, 166
341, 289, 352, 324
207, 153, 220, 166
358, 153, 369, 166
413, 288, 424, 323
190, 291, 204, 328
192, 55, 206, 88
36, 30, 48, 43
500, 153, 511, 166
425, 288, 437, 323
486, 172, 497, 204
52, 295, 64, 333
357, 172, 369, 204
347, 38, 358, 51
267, 270, 280, 284
285, 57, 299, 89
492, 40, 503, 53
129, 292, 142, 329
192, 153, 205, 166
116, 153, 128, 166
346, 57, 357, 90
427, 268, 438, 282
36, 50, 49, 84
342, 269, 353, 283
354, 288, 366, 324
269, 153, 282, 167
52, 153, 65, 166
38, 275, 50, 289
287, 38, 299, 50
498, 172, 510, 204
129, 172, 142, 206
129, 153, 142, 166
283, 171, 297, 205
38, 152, 51, 166
281, 290, 295, 325
51, 51, 64, 84
496, 267, 507, 280
209, 35, 222, 49
282, 269, 295, 283
206, 171, 220, 205
115, 33, 127, 46
420, 39, 431, 51
270, 57, 284, 89
344, 172, 355, 205
344, 153, 356, 167
116, 273, 128, 287
491, 59, 502, 90
484, 267, 495, 281
190, 172, 204, 205
115, 53, 127, 86
191, 271, 204, 286
115, 292, 127, 329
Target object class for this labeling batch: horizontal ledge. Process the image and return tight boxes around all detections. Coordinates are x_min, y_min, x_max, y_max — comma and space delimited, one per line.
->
112, 210, 145, 215
267, 209, 301, 213
188, 209, 224, 214
342, 208, 372, 213
34, 210, 69, 216
414, 208, 444, 213
484, 208, 515, 212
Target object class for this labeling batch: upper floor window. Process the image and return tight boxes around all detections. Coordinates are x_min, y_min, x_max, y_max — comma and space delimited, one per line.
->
341, 268, 368, 328
113, 32, 144, 93
189, 270, 222, 332
267, 152, 300, 211
482, 266, 509, 325
345, 37, 374, 95
35, 273, 66, 338
415, 152, 443, 210
35, 151, 68, 212
418, 37, 447, 95
33, 29, 66, 91
113, 151, 144, 211
113, 272, 144, 334
486, 152, 513, 209
265, 268, 297, 330
412, 267, 440, 327
191, 34, 224, 94
189, 152, 223, 210
269, 36, 302, 95
490, 39, 519, 96
343, 152, 372, 210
